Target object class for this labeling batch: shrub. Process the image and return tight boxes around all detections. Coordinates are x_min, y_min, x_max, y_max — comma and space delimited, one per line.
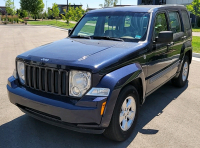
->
24, 17, 29, 20
7, 16, 13, 23
18, 18, 24, 23
13, 15, 19, 23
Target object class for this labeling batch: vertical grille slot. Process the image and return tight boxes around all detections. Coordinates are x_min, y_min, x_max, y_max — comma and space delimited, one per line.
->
41, 69, 45, 91
47, 70, 52, 92
61, 71, 66, 95
24, 64, 68, 96
36, 67, 39, 89
30, 66, 34, 88
54, 71, 59, 93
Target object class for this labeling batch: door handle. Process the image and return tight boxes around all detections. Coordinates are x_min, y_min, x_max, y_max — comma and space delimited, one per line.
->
167, 42, 174, 46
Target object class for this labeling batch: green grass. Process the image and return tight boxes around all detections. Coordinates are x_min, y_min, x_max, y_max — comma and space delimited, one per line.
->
27, 20, 75, 29
80, 25, 96, 35
193, 36, 200, 53
192, 28, 200, 32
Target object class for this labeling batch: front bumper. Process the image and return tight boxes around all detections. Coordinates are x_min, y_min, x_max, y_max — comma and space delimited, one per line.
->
7, 76, 107, 134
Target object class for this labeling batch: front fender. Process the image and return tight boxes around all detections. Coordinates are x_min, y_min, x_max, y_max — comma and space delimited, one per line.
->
97, 63, 146, 127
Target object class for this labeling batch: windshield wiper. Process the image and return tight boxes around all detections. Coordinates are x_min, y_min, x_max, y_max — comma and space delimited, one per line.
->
70, 35, 91, 39
92, 36, 124, 42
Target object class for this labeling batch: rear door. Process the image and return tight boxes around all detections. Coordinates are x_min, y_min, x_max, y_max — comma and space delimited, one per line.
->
167, 10, 185, 65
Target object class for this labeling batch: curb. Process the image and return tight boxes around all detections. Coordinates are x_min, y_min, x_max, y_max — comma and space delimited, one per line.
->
28, 25, 69, 31
193, 53, 200, 58
46, 25, 69, 31
0, 24, 69, 31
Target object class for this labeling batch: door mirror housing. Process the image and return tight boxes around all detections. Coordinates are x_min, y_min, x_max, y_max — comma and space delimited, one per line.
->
155, 31, 173, 44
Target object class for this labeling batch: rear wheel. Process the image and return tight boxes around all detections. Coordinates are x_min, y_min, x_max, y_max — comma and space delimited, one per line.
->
103, 85, 139, 141
172, 56, 190, 87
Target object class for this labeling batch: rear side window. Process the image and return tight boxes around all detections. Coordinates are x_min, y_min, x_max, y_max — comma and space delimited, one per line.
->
181, 10, 191, 30
168, 11, 181, 33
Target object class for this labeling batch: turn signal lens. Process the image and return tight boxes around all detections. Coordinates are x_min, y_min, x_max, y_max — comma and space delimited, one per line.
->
101, 102, 106, 115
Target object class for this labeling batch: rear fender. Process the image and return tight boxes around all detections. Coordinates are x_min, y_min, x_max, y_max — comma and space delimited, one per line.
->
97, 63, 146, 127
175, 39, 192, 78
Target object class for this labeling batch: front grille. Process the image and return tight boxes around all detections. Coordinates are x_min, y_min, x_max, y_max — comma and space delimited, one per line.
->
25, 64, 68, 96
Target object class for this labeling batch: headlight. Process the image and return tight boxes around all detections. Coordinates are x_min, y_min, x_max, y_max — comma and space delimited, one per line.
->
17, 61, 25, 84
86, 88, 110, 97
69, 70, 91, 97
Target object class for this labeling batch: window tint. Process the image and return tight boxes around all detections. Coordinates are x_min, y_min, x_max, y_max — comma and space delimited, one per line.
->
154, 13, 168, 38
168, 12, 181, 33
78, 17, 98, 36
72, 12, 150, 42
181, 10, 191, 30
124, 16, 131, 27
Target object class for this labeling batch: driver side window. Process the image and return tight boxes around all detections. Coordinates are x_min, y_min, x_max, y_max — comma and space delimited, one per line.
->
154, 13, 168, 40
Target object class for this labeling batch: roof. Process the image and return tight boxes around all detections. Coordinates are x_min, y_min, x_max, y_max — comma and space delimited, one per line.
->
88, 5, 186, 13
57, 4, 82, 6
115, 5, 134, 7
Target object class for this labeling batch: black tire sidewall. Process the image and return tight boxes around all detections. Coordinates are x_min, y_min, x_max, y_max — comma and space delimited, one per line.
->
110, 86, 139, 141
172, 56, 190, 87
178, 56, 190, 86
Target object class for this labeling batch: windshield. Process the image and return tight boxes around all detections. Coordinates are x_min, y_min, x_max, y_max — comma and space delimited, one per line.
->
70, 12, 150, 42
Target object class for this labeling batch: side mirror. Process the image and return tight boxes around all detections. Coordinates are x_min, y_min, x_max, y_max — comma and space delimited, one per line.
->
68, 28, 72, 35
155, 31, 173, 44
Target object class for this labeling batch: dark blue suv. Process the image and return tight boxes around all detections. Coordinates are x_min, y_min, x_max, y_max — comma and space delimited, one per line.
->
7, 5, 192, 141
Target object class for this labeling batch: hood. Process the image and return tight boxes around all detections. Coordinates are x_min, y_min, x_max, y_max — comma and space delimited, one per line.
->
19, 38, 146, 73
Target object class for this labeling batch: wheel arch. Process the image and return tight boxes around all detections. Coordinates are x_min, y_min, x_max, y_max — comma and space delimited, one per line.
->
185, 49, 192, 64
98, 63, 146, 127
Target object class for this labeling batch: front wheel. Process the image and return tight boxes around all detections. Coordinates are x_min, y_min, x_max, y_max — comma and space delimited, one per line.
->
103, 85, 139, 141
172, 56, 190, 87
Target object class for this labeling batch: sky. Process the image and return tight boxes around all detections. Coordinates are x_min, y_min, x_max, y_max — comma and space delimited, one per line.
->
0, 0, 138, 10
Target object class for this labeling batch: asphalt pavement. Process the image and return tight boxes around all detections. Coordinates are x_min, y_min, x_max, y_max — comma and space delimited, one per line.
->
0, 25, 200, 148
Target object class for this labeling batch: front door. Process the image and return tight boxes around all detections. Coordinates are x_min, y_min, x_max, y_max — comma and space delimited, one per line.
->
146, 12, 178, 94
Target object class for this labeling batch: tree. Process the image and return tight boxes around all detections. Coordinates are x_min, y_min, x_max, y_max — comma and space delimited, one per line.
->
104, 0, 113, 7
99, 4, 103, 8
113, 0, 118, 6
62, 5, 85, 25
48, 7, 52, 19
17, 9, 28, 18
99, 0, 118, 8
20, 0, 44, 20
6, 0, 15, 15
43, 11, 47, 19
74, 7, 85, 21
61, 9, 70, 25
5, 0, 16, 23
52, 3, 59, 23
186, 0, 200, 27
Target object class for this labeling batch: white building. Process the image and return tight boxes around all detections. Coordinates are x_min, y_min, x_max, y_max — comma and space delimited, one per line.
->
166, 0, 193, 5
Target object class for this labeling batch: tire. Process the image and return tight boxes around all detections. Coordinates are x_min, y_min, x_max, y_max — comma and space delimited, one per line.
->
103, 85, 139, 141
172, 56, 190, 88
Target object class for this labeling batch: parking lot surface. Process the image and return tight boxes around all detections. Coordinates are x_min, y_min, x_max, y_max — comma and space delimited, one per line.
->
0, 26, 200, 148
